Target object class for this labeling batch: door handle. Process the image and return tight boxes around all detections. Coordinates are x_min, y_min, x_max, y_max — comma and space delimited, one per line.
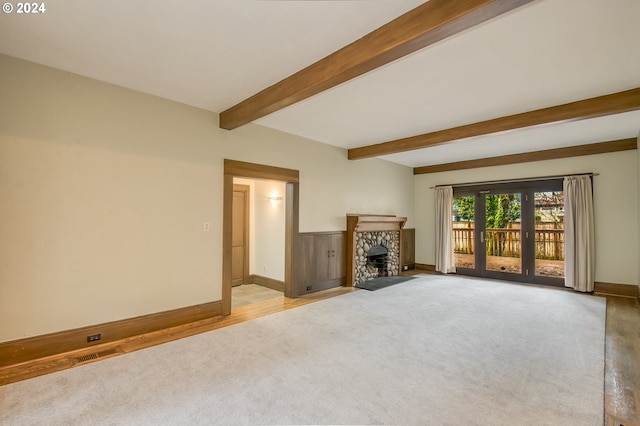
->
480, 231, 484, 243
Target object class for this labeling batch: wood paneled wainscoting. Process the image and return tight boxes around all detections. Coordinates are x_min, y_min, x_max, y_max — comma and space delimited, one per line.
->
294, 231, 346, 296
293, 227, 417, 295
401, 228, 416, 272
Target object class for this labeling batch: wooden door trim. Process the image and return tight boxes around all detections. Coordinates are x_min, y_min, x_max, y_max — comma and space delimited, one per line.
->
224, 159, 299, 183
223, 160, 299, 315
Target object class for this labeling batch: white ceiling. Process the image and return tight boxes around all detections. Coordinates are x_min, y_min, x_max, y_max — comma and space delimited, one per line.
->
1, 0, 638, 168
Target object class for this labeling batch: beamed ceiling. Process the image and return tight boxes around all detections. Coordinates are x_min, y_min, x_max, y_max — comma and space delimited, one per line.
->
1, 0, 638, 171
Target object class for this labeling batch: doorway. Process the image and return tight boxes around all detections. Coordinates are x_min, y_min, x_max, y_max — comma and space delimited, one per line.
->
231, 177, 287, 308
222, 160, 300, 315
452, 179, 565, 287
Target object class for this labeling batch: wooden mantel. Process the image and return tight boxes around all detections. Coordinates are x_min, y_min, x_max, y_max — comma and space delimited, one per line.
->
347, 214, 407, 232
346, 214, 407, 286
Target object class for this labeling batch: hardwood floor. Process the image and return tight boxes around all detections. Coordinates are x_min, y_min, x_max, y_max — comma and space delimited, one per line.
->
604, 295, 640, 426
1, 275, 638, 426
0, 286, 356, 386
231, 283, 283, 308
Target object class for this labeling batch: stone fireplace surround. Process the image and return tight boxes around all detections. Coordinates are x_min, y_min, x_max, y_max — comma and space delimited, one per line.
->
346, 214, 407, 286
355, 231, 400, 284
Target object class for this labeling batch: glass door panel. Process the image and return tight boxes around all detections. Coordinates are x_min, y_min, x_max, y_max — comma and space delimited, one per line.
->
534, 191, 565, 278
452, 195, 475, 270
452, 181, 564, 287
484, 193, 521, 274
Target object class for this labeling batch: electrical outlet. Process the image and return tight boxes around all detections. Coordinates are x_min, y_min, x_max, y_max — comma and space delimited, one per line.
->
306, 286, 312, 291
203, 222, 210, 232
87, 333, 101, 342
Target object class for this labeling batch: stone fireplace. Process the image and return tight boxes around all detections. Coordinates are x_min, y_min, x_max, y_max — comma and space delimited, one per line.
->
357, 232, 399, 282
346, 215, 407, 286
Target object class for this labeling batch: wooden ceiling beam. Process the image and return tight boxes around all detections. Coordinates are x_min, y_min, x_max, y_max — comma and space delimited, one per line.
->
219, 0, 535, 130
349, 88, 640, 160
413, 138, 637, 174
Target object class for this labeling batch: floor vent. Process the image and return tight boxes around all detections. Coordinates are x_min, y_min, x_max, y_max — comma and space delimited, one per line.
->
73, 348, 118, 364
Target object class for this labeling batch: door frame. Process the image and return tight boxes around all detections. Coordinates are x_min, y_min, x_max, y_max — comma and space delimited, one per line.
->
222, 159, 300, 315
453, 179, 564, 287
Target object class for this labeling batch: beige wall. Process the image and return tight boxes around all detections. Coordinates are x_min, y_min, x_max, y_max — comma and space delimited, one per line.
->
414, 151, 638, 287
0, 55, 414, 342
252, 179, 286, 281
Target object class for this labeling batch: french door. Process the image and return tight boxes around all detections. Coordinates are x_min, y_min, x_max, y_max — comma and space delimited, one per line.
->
452, 180, 564, 287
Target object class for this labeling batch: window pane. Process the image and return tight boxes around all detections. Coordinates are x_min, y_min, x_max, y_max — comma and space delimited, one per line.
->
452, 195, 475, 269
534, 191, 564, 278
485, 193, 521, 273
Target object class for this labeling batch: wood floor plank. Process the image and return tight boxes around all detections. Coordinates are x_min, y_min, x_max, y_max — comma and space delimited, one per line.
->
604, 296, 640, 425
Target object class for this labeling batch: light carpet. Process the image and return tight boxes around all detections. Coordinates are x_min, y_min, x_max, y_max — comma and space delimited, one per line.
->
0, 275, 606, 425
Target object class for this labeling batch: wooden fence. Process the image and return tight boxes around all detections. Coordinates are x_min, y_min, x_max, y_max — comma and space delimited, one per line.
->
452, 225, 564, 260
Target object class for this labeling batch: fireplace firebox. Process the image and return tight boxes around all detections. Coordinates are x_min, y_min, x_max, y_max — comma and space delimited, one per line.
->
367, 245, 389, 278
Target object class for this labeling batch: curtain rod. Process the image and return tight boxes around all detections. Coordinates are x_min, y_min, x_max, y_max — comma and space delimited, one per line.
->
429, 172, 599, 189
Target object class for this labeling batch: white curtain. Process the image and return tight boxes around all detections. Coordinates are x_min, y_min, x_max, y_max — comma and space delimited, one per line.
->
564, 175, 595, 292
435, 186, 456, 274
